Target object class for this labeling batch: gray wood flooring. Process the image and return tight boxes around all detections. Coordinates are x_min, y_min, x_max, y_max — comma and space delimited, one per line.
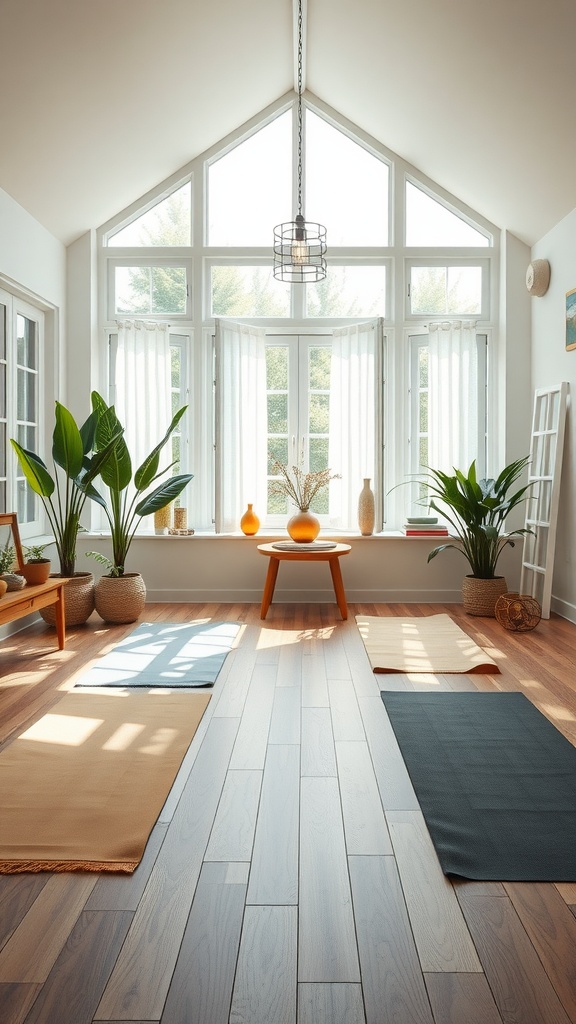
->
1, 601, 576, 1023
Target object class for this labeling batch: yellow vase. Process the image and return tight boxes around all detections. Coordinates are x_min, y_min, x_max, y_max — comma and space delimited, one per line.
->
240, 504, 260, 536
287, 510, 320, 543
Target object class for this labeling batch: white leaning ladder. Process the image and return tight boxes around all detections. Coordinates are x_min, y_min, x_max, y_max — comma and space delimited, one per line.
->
519, 382, 569, 618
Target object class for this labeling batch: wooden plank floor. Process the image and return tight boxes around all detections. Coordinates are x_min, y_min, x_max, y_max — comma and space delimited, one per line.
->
1, 601, 576, 1023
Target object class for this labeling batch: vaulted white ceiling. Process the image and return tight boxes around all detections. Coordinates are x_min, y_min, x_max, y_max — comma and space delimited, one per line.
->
1, 0, 574, 247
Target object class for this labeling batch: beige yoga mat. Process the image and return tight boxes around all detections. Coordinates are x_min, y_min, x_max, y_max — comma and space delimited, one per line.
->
0, 689, 211, 873
356, 613, 499, 674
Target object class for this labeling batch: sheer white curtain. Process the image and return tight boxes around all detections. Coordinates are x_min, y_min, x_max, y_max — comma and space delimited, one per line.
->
214, 319, 267, 533
329, 319, 382, 530
115, 320, 171, 472
427, 320, 478, 473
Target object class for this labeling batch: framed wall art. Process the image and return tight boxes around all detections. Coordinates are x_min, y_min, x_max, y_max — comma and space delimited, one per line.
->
566, 287, 576, 350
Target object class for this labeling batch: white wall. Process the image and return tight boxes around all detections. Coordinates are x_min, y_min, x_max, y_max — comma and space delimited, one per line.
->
532, 210, 576, 621
0, 187, 66, 308
75, 531, 523, 606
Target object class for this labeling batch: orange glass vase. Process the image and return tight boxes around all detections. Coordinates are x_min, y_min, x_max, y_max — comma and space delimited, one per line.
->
287, 510, 320, 543
240, 504, 260, 536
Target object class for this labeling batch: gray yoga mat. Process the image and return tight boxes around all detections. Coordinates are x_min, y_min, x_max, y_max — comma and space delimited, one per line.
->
75, 621, 240, 688
381, 690, 576, 880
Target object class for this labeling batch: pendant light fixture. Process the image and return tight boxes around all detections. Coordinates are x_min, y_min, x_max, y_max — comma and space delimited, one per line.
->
273, 0, 327, 283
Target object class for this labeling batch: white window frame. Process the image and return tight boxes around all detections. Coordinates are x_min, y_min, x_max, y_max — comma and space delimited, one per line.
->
0, 289, 44, 538
265, 333, 333, 526
407, 332, 488, 513
405, 258, 490, 321
97, 93, 499, 534
107, 258, 193, 320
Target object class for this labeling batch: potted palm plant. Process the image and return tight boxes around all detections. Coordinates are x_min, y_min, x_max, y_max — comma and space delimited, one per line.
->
10, 400, 122, 625
422, 456, 533, 615
85, 392, 193, 623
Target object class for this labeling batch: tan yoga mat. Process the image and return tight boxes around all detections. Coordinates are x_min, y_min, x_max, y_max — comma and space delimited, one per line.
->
0, 689, 211, 873
356, 613, 499, 674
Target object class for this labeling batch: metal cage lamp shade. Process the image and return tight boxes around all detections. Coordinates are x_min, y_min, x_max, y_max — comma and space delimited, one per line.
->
274, 215, 327, 283
273, 0, 327, 284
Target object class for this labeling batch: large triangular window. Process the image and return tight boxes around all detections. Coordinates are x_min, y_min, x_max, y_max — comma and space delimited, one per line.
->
306, 110, 389, 245
208, 111, 292, 246
107, 182, 191, 246
406, 181, 490, 246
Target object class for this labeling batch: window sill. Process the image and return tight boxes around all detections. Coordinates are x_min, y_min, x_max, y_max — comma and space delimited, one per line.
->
81, 530, 443, 541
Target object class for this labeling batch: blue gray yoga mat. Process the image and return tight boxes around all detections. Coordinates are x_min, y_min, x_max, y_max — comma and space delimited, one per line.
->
75, 621, 241, 689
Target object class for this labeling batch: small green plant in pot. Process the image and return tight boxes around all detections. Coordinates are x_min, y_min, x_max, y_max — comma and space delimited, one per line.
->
85, 392, 193, 623
0, 542, 16, 575
22, 542, 53, 585
422, 457, 534, 615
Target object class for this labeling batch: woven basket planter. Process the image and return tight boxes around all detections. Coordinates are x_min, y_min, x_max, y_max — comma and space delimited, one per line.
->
40, 572, 95, 627
462, 575, 508, 617
95, 572, 147, 624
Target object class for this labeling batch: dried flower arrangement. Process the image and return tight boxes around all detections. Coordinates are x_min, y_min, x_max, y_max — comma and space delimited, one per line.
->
268, 455, 340, 512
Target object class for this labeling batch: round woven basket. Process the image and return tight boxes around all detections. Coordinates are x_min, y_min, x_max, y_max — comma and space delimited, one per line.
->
495, 592, 541, 632
461, 575, 508, 617
40, 573, 95, 627
95, 572, 147, 624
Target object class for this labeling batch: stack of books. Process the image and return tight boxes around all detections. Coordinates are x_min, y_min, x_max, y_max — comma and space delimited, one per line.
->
402, 516, 449, 537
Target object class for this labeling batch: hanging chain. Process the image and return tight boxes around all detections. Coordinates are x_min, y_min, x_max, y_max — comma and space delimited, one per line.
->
296, 0, 303, 218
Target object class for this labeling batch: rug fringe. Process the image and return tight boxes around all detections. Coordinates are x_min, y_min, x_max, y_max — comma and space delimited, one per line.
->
0, 860, 137, 874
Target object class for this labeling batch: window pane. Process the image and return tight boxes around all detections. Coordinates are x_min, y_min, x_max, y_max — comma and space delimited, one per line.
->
309, 346, 331, 389
406, 182, 490, 246
418, 349, 428, 387
267, 393, 288, 434
267, 480, 288, 515
410, 266, 482, 315
306, 266, 385, 317
309, 394, 329, 435
17, 477, 36, 524
211, 266, 290, 317
266, 346, 288, 390
115, 266, 187, 315
268, 437, 288, 471
16, 314, 37, 369
208, 112, 292, 245
306, 110, 389, 245
17, 368, 36, 422
0, 303, 5, 360
108, 183, 191, 246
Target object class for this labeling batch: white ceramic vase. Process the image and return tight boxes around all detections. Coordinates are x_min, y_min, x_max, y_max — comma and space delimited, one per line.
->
358, 478, 375, 536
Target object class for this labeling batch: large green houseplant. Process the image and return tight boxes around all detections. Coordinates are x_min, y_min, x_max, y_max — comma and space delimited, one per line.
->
85, 392, 193, 622
10, 401, 121, 578
422, 456, 533, 615
10, 400, 122, 625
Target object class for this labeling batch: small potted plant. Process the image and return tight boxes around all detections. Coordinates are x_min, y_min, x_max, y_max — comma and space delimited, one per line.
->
0, 541, 25, 592
21, 543, 52, 586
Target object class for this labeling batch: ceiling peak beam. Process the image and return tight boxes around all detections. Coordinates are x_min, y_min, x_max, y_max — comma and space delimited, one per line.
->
293, 0, 308, 93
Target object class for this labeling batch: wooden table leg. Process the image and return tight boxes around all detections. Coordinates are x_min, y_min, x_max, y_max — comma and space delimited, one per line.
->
55, 584, 66, 650
328, 556, 348, 620
260, 556, 280, 619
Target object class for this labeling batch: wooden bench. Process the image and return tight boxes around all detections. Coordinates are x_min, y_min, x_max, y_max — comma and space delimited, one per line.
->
0, 579, 67, 650
0, 512, 67, 650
